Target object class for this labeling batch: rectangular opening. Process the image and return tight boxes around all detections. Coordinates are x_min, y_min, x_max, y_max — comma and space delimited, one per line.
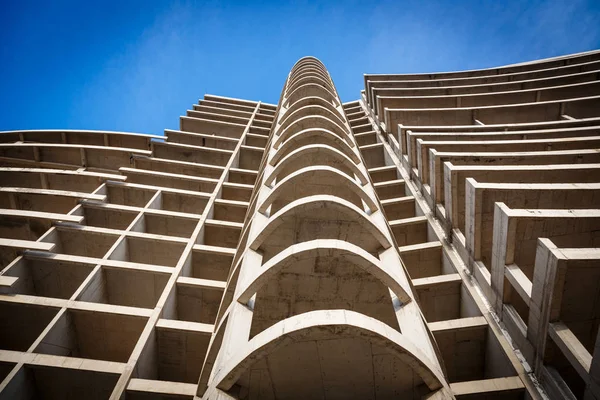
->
0, 301, 59, 351
160, 192, 208, 215
238, 147, 263, 170
203, 222, 241, 249
228, 169, 257, 185
212, 201, 248, 224
3, 256, 95, 299
190, 246, 233, 281
35, 309, 147, 363
109, 236, 186, 268
221, 183, 252, 202
82, 205, 138, 230
106, 184, 156, 207
3, 364, 120, 400
45, 228, 120, 258
176, 280, 224, 324
136, 213, 199, 238
77, 266, 170, 309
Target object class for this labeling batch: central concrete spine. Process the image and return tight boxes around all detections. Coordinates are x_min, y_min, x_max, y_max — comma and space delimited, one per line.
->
200, 57, 452, 399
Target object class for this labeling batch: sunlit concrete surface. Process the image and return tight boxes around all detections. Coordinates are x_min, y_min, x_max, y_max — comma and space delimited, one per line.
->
0, 51, 599, 399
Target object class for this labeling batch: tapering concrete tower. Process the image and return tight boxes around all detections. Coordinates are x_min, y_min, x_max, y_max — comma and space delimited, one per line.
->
3, 50, 599, 400
199, 57, 452, 399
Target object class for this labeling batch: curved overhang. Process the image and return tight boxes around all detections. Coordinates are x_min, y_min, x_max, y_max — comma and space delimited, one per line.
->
282, 95, 344, 121
278, 103, 346, 134
289, 69, 331, 87
238, 239, 408, 304
290, 57, 327, 74
249, 194, 391, 253
286, 75, 335, 96
215, 310, 445, 394
289, 65, 329, 82
274, 115, 353, 149
285, 83, 339, 108
267, 144, 367, 185
259, 165, 377, 214
273, 127, 360, 165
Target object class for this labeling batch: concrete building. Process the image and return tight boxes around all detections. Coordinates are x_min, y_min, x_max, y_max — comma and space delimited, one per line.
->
0, 50, 599, 399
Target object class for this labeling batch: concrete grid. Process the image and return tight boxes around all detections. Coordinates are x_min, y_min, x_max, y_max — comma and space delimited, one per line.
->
0, 51, 598, 399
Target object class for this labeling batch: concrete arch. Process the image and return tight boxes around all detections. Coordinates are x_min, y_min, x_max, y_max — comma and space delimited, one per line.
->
276, 104, 347, 138
258, 165, 377, 214
291, 56, 326, 69
274, 128, 360, 165
215, 310, 445, 395
267, 144, 367, 186
274, 115, 352, 149
238, 239, 405, 304
288, 69, 332, 84
289, 69, 331, 87
290, 65, 329, 82
286, 75, 335, 97
250, 194, 391, 253
290, 57, 327, 74
290, 59, 326, 73
285, 83, 339, 108
282, 95, 344, 122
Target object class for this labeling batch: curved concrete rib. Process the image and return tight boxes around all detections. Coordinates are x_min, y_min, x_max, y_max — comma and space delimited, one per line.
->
259, 165, 377, 214
289, 67, 329, 84
274, 127, 360, 164
290, 58, 327, 72
288, 69, 331, 87
274, 115, 353, 148
286, 75, 335, 96
290, 57, 327, 74
277, 103, 346, 134
285, 83, 339, 108
237, 239, 407, 304
215, 309, 445, 392
249, 194, 391, 252
267, 144, 367, 185
282, 95, 344, 120
290, 62, 328, 75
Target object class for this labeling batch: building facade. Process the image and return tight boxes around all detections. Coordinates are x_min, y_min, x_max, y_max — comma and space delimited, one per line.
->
0, 51, 599, 399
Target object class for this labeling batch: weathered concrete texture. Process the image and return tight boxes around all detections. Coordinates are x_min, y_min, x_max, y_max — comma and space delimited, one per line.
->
364, 49, 600, 400
1, 50, 599, 399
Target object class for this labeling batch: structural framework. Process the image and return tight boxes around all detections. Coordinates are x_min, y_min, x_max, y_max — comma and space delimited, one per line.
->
0, 51, 599, 399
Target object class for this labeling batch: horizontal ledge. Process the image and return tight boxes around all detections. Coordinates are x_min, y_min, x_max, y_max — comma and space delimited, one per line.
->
429, 316, 488, 332
412, 273, 462, 288
23, 251, 175, 275
119, 167, 219, 184
389, 215, 428, 226
127, 378, 197, 397
80, 200, 203, 220
0, 350, 127, 374
450, 376, 524, 396
155, 319, 213, 334
53, 223, 189, 244
166, 128, 240, 143
153, 140, 234, 154
176, 276, 226, 290
398, 241, 442, 254
193, 244, 236, 256
0, 187, 106, 201
0, 167, 126, 180
0, 142, 151, 155
0, 128, 162, 140
106, 180, 212, 199
0, 238, 55, 252
0, 208, 83, 223
0, 293, 153, 318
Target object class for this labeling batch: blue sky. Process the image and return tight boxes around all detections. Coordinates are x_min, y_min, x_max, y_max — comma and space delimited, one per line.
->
1, 0, 599, 136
